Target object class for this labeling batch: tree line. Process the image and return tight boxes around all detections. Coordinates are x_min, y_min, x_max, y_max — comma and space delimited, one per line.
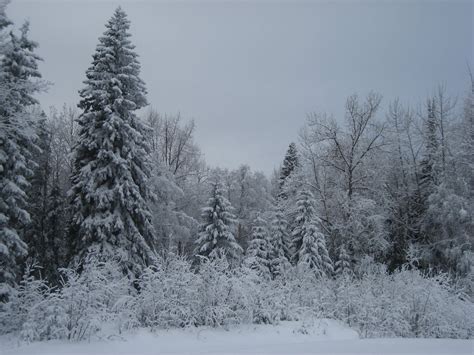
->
0, 4, 472, 303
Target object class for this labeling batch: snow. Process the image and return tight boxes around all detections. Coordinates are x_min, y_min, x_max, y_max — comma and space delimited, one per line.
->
1, 320, 471, 355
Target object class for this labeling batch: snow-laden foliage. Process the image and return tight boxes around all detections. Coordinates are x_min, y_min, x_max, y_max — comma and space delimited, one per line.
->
69, 8, 156, 275
195, 181, 243, 261
0, 18, 44, 299
333, 262, 473, 338
0, 256, 133, 342
1, 254, 472, 342
335, 244, 351, 276
291, 189, 317, 264
296, 218, 333, 277
268, 206, 291, 278
0, 3, 472, 349
244, 216, 272, 278
278, 142, 299, 200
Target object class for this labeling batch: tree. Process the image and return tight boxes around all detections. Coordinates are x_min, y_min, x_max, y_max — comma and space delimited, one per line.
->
224, 165, 272, 251
0, 18, 43, 299
195, 181, 242, 262
299, 93, 386, 267
24, 116, 51, 271
0, 0, 11, 46
145, 109, 202, 182
278, 143, 299, 200
70, 7, 156, 275
419, 99, 439, 203
297, 217, 333, 278
43, 179, 68, 281
306, 93, 384, 200
244, 216, 271, 278
334, 244, 351, 276
384, 100, 422, 270
268, 206, 291, 278
291, 189, 316, 264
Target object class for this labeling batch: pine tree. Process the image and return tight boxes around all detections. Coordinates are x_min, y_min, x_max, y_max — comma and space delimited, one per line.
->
278, 142, 298, 200
0, 19, 43, 300
334, 243, 351, 276
291, 189, 315, 264
416, 99, 441, 257
419, 99, 439, 202
195, 181, 242, 262
244, 216, 271, 278
297, 218, 333, 278
24, 116, 50, 271
269, 206, 291, 277
70, 8, 156, 275
43, 178, 67, 281
0, 0, 11, 47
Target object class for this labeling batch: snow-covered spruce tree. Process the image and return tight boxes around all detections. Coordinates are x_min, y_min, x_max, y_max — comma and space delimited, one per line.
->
416, 100, 441, 269
297, 216, 333, 277
269, 206, 291, 278
24, 115, 52, 275
419, 99, 439, 203
195, 181, 242, 262
43, 179, 68, 281
0, 20, 43, 300
278, 142, 298, 200
70, 8, 156, 275
334, 244, 351, 276
290, 189, 316, 264
244, 216, 271, 278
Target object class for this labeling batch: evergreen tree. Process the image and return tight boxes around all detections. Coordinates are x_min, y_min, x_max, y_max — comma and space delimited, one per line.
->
334, 244, 351, 276
0, 0, 11, 48
244, 216, 271, 278
297, 218, 333, 278
269, 206, 291, 277
0, 19, 43, 300
278, 142, 298, 200
195, 181, 242, 261
43, 178, 68, 281
419, 99, 439, 202
291, 189, 315, 264
24, 116, 50, 271
415, 99, 441, 261
70, 8, 156, 275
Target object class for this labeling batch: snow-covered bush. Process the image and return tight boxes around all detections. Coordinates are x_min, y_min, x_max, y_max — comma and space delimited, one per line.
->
135, 254, 199, 329
0, 263, 55, 339
0, 257, 134, 342
332, 262, 474, 338
195, 255, 251, 327
57, 257, 133, 341
1, 254, 472, 342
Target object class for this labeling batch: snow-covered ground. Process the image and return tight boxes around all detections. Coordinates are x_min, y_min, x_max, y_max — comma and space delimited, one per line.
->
1, 320, 472, 355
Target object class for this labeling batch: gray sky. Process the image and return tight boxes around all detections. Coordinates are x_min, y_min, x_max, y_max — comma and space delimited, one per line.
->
7, 0, 473, 174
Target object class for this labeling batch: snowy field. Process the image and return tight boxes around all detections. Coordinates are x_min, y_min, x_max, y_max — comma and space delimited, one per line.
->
1, 320, 472, 355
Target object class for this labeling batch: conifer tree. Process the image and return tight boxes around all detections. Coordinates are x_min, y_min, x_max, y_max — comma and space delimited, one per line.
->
419, 99, 439, 202
334, 244, 351, 276
244, 216, 271, 278
278, 142, 298, 200
43, 179, 67, 281
0, 19, 43, 299
291, 189, 315, 264
0, 0, 10, 47
70, 8, 156, 275
269, 206, 291, 277
297, 218, 333, 278
24, 116, 50, 270
195, 181, 242, 261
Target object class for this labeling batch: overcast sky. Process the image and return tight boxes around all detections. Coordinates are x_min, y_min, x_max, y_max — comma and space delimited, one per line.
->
7, 0, 473, 174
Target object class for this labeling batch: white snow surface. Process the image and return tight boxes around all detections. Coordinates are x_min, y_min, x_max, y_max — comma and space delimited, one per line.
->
1, 319, 472, 355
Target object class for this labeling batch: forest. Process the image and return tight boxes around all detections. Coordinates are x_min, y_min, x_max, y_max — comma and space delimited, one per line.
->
0, 1, 472, 347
